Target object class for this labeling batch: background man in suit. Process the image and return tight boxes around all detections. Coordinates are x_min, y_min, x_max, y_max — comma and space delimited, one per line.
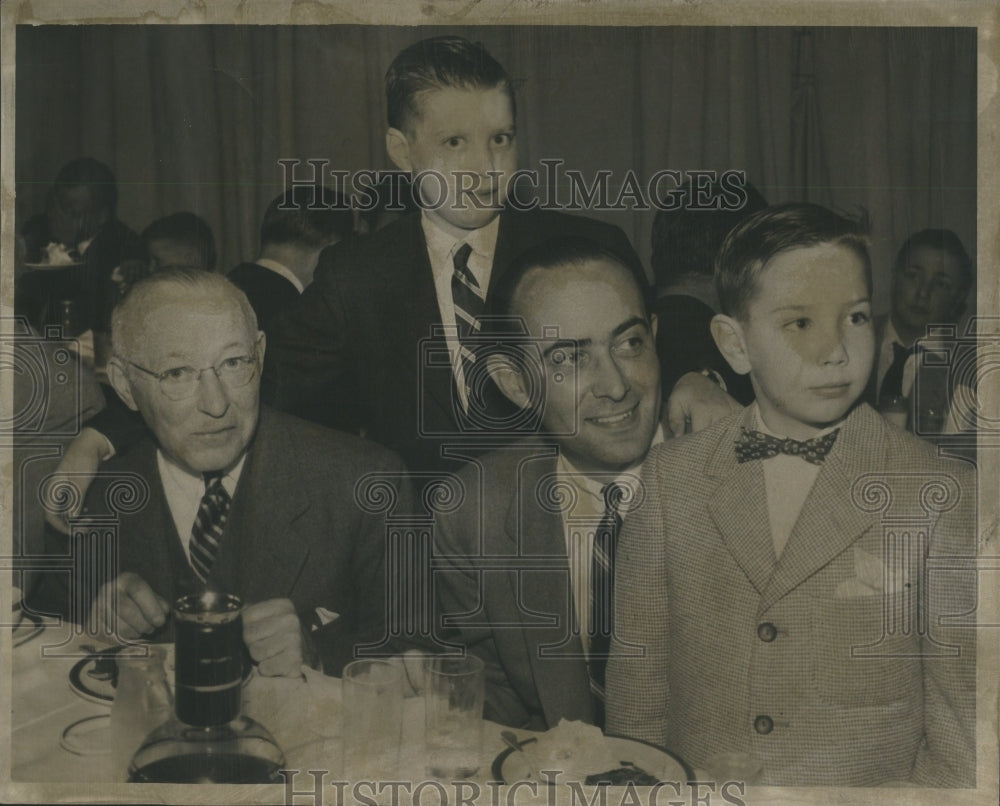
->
43, 269, 406, 677
228, 185, 354, 333
866, 228, 975, 438
18, 157, 143, 336
434, 239, 663, 730
264, 36, 645, 474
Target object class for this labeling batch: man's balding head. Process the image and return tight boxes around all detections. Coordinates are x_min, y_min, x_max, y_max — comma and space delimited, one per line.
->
109, 270, 264, 476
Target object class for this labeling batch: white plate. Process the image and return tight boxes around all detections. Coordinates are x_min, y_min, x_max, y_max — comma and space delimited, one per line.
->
494, 734, 693, 785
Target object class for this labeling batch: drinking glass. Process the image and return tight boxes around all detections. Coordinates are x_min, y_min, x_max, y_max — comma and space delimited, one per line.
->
341, 659, 403, 780
424, 654, 484, 780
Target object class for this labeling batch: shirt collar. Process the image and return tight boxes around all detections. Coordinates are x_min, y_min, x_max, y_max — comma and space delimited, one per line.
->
421, 211, 500, 271
157, 450, 247, 498
255, 258, 304, 294
556, 424, 665, 511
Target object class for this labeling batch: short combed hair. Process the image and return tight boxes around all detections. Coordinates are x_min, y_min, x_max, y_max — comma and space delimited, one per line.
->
487, 237, 651, 323
715, 203, 872, 320
650, 180, 769, 288
54, 157, 118, 214
141, 212, 217, 271
260, 186, 354, 250
892, 228, 974, 298
385, 35, 515, 133
112, 268, 258, 360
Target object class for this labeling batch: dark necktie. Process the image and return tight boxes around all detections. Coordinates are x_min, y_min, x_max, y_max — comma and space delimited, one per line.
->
189, 473, 231, 583
879, 341, 914, 401
734, 427, 840, 465
588, 481, 626, 725
450, 243, 484, 409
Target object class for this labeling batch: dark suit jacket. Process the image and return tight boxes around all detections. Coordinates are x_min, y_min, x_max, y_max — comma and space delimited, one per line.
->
40, 407, 408, 675
433, 442, 598, 730
17, 216, 142, 333
606, 404, 976, 786
651, 293, 755, 406
227, 261, 300, 334
863, 313, 972, 443
264, 208, 644, 474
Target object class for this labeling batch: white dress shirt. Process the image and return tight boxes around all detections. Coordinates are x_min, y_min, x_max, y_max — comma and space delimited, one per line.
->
423, 212, 501, 410
254, 257, 304, 294
753, 404, 838, 560
157, 451, 246, 564
557, 426, 665, 651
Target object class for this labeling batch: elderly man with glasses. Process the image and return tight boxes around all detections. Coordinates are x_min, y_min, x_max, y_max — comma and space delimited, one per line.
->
37, 269, 406, 677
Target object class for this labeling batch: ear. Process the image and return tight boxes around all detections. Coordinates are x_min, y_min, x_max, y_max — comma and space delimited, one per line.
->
255, 331, 267, 368
486, 353, 532, 409
385, 128, 413, 173
710, 314, 752, 375
106, 358, 140, 412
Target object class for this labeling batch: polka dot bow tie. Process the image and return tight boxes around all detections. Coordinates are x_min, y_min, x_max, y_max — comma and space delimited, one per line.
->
734, 427, 840, 465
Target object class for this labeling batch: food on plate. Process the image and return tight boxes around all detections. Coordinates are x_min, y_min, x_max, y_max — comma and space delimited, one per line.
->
43, 241, 78, 265
530, 720, 646, 781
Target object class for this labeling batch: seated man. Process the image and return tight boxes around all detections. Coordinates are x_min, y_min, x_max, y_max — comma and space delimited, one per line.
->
18, 157, 142, 335
434, 238, 663, 730
228, 185, 354, 333
867, 228, 975, 439
37, 269, 407, 677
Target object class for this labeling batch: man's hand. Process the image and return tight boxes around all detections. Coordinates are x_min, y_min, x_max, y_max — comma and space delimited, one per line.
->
44, 426, 114, 534
665, 371, 742, 437
89, 572, 170, 641
242, 598, 306, 678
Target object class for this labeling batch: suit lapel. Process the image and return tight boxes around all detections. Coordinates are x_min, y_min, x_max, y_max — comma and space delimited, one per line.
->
382, 215, 456, 429
501, 448, 594, 726
212, 410, 311, 601
759, 404, 886, 611
706, 410, 778, 595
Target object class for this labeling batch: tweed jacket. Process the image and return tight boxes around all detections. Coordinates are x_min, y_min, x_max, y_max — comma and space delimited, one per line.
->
433, 442, 599, 730
605, 403, 976, 787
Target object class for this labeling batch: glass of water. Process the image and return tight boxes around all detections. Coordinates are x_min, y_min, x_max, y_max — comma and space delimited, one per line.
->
424, 654, 485, 780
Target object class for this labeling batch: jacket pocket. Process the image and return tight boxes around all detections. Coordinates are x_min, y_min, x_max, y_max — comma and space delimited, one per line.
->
809, 592, 922, 707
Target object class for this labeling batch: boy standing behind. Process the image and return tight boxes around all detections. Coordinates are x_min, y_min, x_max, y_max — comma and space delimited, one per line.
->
606, 204, 976, 787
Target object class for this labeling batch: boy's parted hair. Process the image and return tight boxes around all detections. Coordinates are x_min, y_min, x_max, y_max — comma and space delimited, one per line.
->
892, 228, 974, 299
141, 211, 217, 271
385, 36, 516, 133
715, 202, 872, 320
260, 186, 354, 250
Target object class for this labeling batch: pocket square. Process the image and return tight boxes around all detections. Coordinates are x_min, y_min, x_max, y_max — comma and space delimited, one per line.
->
310, 606, 341, 631
834, 546, 909, 598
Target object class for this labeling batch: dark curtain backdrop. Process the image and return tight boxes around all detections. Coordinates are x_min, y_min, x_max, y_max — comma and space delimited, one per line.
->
15, 25, 976, 312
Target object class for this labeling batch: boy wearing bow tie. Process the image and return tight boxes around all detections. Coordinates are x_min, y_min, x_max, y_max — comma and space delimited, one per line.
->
606, 204, 976, 787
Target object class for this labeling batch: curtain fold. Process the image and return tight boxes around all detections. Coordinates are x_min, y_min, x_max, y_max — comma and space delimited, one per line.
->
15, 25, 976, 313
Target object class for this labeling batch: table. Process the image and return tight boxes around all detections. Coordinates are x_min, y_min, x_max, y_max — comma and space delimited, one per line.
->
8, 620, 522, 801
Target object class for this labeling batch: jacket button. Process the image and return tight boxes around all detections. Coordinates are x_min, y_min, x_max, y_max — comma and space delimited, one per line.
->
757, 622, 777, 642
754, 715, 774, 735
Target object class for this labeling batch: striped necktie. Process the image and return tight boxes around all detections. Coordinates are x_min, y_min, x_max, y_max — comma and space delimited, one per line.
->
451, 242, 484, 408
189, 473, 231, 583
588, 481, 626, 726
